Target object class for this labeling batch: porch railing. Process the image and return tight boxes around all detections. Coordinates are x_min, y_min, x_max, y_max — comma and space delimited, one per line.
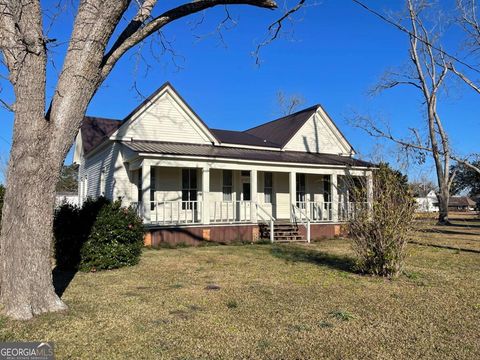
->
256, 203, 276, 243
151, 201, 202, 224
338, 201, 369, 222
211, 201, 252, 223
296, 201, 333, 222
291, 204, 311, 243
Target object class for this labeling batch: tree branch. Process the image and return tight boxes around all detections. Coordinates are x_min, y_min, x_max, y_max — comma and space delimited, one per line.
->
448, 62, 480, 94
101, 0, 278, 79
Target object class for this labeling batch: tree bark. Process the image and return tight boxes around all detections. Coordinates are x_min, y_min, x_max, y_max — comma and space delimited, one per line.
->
0, 4, 68, 317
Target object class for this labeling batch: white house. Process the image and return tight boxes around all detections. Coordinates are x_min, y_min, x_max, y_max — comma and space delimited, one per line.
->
73, 83, 374, 246
415, 190, 439, 212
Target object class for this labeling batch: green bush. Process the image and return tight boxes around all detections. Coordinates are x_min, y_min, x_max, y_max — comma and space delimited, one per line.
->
54, 197, 144, 272
79, 200, 145, 272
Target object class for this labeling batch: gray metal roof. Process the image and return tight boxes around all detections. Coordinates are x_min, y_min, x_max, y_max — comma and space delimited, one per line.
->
122, 140, 373, 167
210, 129, 280, 148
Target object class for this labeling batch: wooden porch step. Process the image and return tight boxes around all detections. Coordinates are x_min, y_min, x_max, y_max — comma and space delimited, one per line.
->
259, 221, 305, 243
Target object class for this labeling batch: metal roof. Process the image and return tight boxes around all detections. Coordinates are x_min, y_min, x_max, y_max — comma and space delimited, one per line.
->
80, 116, 122, 154
211, 129, 280, 148
122, 140, 373, 167
245, 106, 319, 148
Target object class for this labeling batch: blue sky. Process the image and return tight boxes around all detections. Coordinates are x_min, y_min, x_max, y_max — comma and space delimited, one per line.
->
0, 0, 478, 183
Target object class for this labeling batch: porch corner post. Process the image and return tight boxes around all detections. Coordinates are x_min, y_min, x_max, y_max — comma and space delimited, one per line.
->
202, 167, 210, 225
141, 160, 151, 224
250, 169, 258, 222
289, 171, 296, 222
366, 171, 374, 211
331, 173, 339, 222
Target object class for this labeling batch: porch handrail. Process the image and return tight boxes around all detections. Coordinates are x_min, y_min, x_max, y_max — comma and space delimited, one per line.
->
150, 200, 202, 224
256, 203, 276, 243
211, 200, 252, 223
296, 201, 333, 222
338, 201, 369, 221
291, 204, 311, 243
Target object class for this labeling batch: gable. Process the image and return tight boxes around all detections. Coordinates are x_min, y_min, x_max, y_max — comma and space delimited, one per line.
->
111, 84, 217, 145
283, 107, 353, 155
245, 106, 317, 147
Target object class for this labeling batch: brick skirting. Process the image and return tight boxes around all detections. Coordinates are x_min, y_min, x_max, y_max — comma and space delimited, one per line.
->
145, 223, 343, 247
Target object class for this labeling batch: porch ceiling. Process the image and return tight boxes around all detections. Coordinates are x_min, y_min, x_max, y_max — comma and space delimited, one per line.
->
122, 140, 373, 168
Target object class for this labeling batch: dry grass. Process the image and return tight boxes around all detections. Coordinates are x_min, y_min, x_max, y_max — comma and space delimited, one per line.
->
414, 212, 480, 251
1, 220, 479, 359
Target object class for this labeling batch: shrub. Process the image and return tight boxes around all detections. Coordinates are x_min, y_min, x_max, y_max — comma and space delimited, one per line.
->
79, 200, 145, 271
54, 203, 82, 269
347, 164, 416, 277
54, 197, 144, 272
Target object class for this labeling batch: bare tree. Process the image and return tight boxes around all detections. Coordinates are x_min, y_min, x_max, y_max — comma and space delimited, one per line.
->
276, 90, 305, 115
0, 0, 311, 320
352, 0, 480, 225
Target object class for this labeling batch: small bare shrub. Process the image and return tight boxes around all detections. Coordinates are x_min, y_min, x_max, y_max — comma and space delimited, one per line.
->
347, 164, 416, 277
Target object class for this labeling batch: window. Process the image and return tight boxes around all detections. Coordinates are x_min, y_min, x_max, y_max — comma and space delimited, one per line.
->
323, 176, 331, 203
264, 172, 273, 203
243, 182, 251, 201
137, 169, 142, 203
296, 173, 306, 207
100, 169, 106, 196
182, 169, 197, 209
223, 170, 233, 201
150, 169, 156, 210
82, 175, 88, 199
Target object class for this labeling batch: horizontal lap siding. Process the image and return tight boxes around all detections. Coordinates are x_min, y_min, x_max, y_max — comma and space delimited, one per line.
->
84, 143, 132, 202
116, 92, 211, 144
284, 114, 346, 154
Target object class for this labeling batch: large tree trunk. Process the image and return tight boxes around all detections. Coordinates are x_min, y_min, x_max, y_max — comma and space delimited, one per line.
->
0, 128, 67, 320
437, 187, 450, 225
0, 48, 67, 319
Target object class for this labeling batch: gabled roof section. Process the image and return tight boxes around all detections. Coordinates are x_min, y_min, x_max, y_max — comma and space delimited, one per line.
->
110, 82, 219, 144
80, 116, 122, 154
211, 129, 280, 148
449, 196, 476, 207
245, 105, 319, 148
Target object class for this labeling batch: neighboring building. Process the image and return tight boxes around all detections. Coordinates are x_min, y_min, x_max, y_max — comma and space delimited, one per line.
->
415, 191, 477, 213
448, 196, 477, 212
55, 192, 80, 207
73, 83, 374, 245
415, 190, 439, 212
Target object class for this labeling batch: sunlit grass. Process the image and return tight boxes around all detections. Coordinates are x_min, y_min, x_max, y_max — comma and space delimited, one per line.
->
0, 218, 479, 359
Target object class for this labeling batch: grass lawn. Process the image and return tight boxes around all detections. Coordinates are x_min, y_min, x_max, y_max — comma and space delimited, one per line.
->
1, 218, 479, 359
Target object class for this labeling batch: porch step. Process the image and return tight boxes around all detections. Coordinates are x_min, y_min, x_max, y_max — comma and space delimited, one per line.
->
259, 221, 307, 243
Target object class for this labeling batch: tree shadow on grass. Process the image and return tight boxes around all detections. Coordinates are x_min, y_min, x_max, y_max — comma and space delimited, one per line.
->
52, 267, 77, 298
420, 228, 480, 237
270, 245, 357, 273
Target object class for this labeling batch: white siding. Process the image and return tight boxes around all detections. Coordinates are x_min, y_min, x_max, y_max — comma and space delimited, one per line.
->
84, 143, 132, 202
284, 112, 350, 154
115, 91, 212, 144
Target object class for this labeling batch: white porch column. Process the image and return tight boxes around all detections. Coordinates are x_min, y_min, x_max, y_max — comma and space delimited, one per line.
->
141, 161, 151, 224
202, 167, 210, 225
289, 171, 296, 221
331, 173, 339, 222
366, 172, 374, 210
250, 169, 258, 222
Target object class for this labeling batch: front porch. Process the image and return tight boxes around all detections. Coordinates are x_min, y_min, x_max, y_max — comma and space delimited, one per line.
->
128, 160, 372, 243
